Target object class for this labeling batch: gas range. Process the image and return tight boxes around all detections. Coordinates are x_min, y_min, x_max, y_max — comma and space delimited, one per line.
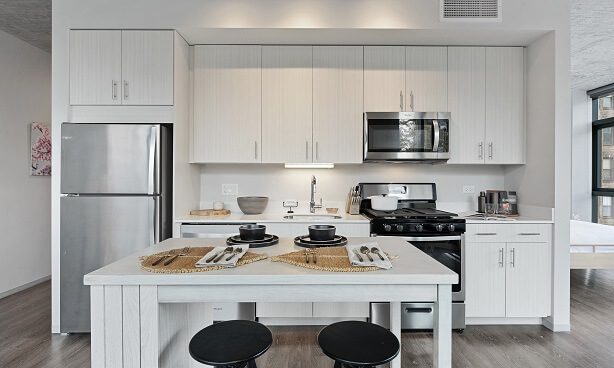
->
358, 183, 466, 237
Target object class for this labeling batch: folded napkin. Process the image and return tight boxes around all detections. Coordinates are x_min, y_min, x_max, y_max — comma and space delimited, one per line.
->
346, 242, 392, 270
196, 246, 248, 268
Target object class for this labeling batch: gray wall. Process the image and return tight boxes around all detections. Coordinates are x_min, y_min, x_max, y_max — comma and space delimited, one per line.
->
571, 88, 592, 221
0, 30, 51, 296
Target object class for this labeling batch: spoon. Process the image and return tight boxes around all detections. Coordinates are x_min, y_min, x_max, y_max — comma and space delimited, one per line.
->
371, 247, 385, 261
360, 246, 373, 262
225, 247, 243, 262
212, 247, 234, 263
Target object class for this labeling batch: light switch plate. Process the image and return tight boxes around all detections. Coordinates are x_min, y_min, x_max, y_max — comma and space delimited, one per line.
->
222, 184, 239, 195
462, 185, 475, 194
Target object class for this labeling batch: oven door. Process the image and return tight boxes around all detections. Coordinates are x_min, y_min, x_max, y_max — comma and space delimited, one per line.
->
364, 112, 449, 161
378, 235, 464, 301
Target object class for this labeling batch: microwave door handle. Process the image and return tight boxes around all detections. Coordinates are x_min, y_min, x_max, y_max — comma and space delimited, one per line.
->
432, 120, 440, 152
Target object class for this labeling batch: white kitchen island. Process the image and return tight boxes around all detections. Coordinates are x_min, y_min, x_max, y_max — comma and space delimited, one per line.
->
84, 237, 457, 368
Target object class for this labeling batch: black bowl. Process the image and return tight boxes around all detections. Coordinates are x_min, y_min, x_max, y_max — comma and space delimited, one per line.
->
308, 225, 336, 241
239, 224, 266, 241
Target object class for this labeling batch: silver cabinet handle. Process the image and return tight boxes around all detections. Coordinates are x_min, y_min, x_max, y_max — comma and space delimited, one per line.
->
510, 248, 516, 268
498, 248, 504, 268
400, 90, 404, 111
254, 141, 258, 160
123, 80, 129, 100
315, 142, 319, 161
112, 80, 118, 100
488, 142, 493, 160
518, 232, 541, 236
410, 90, 414, 111
305, 141, 309, 160
475, 232, 497, 236
479, 142, 484, 160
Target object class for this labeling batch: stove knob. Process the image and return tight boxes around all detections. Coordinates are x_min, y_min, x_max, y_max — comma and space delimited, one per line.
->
396, 224, 404, 232
415, 224, 424, 232
436, 224, 444, 232
448, 224, 456, 232
383, 224, 392, 232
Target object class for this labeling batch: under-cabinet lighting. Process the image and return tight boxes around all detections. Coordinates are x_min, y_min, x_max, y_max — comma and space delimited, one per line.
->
284, 163, 335, 169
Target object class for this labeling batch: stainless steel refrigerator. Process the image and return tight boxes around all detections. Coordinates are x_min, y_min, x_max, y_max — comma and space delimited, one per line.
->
60, 123, 172, 333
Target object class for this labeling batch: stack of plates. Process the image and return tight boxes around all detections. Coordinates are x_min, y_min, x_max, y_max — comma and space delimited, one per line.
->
226, 234, 279, 248
294, 235, 348, 248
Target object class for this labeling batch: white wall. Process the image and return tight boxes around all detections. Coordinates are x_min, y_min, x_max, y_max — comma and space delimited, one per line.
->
571, 88, 592, 221
200, 164, 505, 214
0, 30, 51, 296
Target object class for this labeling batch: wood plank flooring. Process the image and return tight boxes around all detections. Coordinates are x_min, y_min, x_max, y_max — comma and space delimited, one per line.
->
2, 269, 614, 367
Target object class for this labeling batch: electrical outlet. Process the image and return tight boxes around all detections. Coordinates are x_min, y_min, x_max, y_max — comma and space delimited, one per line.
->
222, 184, 239, 195
462, 185, 475, 194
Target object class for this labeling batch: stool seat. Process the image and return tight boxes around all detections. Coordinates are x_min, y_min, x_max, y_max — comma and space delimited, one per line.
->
189, 320, 272, 367
318, 321, 400, 367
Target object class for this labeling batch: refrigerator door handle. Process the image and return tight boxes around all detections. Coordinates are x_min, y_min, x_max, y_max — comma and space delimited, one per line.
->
152, 196, 160, 244
147, 126, 157, 195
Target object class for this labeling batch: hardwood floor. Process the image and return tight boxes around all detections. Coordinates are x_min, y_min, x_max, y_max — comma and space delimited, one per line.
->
2, 269, 614, 367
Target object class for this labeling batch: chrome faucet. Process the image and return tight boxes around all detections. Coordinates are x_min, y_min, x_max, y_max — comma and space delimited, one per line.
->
310, 175, 323, 213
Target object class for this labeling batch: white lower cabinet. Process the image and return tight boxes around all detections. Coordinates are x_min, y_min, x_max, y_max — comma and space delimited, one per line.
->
465, 224, 551, 319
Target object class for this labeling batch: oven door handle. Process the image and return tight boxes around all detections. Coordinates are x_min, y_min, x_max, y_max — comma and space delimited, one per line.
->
375, 235, 462, 241
432, 120, 440, 152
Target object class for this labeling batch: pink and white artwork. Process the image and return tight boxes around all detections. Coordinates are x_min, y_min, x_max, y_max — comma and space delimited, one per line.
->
31, 122, 51, 176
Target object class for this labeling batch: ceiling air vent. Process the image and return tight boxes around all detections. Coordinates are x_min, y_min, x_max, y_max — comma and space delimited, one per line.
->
440, 0, 502, 22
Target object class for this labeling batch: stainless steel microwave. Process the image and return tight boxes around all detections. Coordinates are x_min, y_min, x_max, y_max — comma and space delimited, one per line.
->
363, 112, 450, 163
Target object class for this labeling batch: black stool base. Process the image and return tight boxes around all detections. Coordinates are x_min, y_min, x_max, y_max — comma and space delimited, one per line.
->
334, 363, 375, 368
213, 361, 257, 368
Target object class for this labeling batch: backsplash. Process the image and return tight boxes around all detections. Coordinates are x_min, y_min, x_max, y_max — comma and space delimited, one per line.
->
199, 164, 507, 214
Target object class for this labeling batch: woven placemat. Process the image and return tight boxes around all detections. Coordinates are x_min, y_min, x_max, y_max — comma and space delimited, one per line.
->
271, 246, 387, 272
140, 246, 267, 273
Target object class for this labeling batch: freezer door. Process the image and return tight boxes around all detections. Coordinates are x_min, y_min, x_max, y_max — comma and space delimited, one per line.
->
60, 196, 157, 333
61, 123, 159, 194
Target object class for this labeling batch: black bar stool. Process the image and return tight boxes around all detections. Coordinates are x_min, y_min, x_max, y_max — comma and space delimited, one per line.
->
189, 320, 273, 368
318, 321, 400, 368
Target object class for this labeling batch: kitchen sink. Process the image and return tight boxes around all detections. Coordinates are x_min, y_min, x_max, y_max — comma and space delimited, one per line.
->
283, 214, 343, 221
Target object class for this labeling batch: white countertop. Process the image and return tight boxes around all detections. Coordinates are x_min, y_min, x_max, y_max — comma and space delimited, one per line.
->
84, 237, 457, 286
571, 220, 614, 246
175, 212, 370, 224
458, 212, 554, 224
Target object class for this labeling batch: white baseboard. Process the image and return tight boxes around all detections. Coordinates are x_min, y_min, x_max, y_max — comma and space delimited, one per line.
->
542, 316, 571, 332
0, 275, 51, 300
466, 317, 543, 325
258, 317, 368, 326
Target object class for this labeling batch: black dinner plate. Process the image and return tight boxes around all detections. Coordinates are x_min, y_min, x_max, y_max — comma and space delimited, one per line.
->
227, 234, 279, 248
294, 235, 348, 248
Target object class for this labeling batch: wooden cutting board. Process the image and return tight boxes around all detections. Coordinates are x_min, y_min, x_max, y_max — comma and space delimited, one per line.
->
189, 209, 231, 216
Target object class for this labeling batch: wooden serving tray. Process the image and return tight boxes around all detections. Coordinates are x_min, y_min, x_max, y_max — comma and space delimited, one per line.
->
189, 209, 231, 216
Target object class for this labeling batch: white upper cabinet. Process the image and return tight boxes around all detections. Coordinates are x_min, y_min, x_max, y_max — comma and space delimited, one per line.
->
69, 30, 174, 106
192, 45, 262, 163
485, 47, 525, 164
70, 30, 122, 105
262, 46, 313, 163
405, 46, 448, 112
364, 46, 406, 112
121, 31, 174, 105
447, 47, 486, 164
313, 46, 364, 164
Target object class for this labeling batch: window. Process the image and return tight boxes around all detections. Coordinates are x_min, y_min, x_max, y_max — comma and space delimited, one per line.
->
591, 84, 614, 225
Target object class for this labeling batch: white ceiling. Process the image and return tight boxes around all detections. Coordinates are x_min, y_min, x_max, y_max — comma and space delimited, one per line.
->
571, 0, 614, 91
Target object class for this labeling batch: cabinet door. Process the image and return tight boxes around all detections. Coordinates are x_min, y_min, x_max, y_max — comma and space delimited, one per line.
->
69, 30, 122, 105
485, 47, 525, 164
262, 46, 313, 163
313, 46, 364, 164
364, 46, 405, 112
465, 242, 506, 317
256, 302, 313, 318
313, 302, 369, 318
405, 46, 448, 112
447, 47, 486, 164
505, 242, 550, 317
193, 45, 262, 163
121, 30, 174, 105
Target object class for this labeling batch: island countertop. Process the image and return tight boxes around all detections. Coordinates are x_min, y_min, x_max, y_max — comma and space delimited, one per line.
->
84, 237, 457, 286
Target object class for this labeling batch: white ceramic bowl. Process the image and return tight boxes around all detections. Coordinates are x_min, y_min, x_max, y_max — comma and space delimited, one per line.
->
368, 195, 398, 211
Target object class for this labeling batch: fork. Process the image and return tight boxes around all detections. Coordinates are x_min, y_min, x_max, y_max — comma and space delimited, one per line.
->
152, 249, 175, 266
163, 247, 191, 266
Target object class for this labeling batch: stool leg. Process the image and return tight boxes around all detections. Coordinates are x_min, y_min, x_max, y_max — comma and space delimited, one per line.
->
248, 359, 258, 368
334, 362, 342, 368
